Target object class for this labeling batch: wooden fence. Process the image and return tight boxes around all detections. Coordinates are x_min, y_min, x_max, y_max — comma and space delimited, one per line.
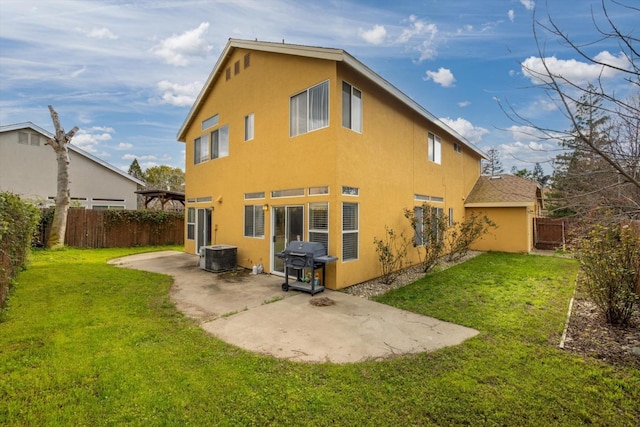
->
38, 209, 184, 248
533, 217, 573, 250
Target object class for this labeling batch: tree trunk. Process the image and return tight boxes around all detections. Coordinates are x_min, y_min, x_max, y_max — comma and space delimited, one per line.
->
46, 106, 78, 249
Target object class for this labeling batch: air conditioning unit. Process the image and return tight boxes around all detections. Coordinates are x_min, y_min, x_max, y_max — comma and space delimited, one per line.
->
201, 245, 237, 272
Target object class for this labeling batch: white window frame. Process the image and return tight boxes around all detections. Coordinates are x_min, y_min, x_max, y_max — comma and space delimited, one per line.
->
211, 125, 229, 159
342, 81, 362, 132
244, 113, 254, 141
187, 207, 195, 240
309, 202, 329, 252
428, 132, 442, 165
342, 202, 359, 261
194, 135, 209, 164
244, 205, 265, 238
202, 114, 219, 131
290, 80, 329, 137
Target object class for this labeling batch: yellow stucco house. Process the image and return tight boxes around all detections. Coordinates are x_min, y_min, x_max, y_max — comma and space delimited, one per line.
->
177, 39, 487, 289
465, 174, 543, 253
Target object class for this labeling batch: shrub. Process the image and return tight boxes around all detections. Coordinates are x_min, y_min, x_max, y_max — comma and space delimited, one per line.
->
575, 223, 640, 326
404, 203, 448, 273
0, 192, 41, 307
373, 226, 410, 285
446, 213, 496, 262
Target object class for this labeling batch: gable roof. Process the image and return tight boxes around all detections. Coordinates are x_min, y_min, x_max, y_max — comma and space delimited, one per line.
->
177, 38, 486, 159
0, 122, 146, 187
465, 174, 541, 207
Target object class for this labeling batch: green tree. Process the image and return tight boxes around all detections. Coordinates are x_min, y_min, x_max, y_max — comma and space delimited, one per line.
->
482, 148, 504, 176
128, 158, 144, 181
144, 165, 184, 192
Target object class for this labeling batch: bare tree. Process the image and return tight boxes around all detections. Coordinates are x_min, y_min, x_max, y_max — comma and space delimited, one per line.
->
501, 0, 640, 218
45, 106, 78, 248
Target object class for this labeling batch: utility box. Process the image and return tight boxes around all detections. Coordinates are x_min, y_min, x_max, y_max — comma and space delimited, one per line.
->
201, 245, 237, 272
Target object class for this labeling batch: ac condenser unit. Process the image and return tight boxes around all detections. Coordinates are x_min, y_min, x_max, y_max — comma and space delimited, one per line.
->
201, 245, 237, 272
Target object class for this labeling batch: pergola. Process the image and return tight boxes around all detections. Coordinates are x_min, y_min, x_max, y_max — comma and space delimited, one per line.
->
135, 189, 185, 210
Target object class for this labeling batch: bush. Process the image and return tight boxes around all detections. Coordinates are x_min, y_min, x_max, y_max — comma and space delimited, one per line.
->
0, 192, 41, 307
446, 213, 496, 262
575, 223, 640, 326
373, 226, 410, 285
404, 203, 448, 273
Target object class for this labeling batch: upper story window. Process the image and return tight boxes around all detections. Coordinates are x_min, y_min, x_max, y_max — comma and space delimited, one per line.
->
244, 113, 254, 141
453, 142, 462, 153
211, 125, 229, 159
428, 132, 442, 164
290, 81, 329, 137
342, 186, 359, 196
194, 135, 209, 164
342, 81, 362, 132
202, 114, 219, 131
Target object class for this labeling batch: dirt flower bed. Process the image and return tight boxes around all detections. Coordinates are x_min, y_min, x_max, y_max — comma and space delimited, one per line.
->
344, 251, 482, 299
345, 251, 640, 369
562, 295, 640, 369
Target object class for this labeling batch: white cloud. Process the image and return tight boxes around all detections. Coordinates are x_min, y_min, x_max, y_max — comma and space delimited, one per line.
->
156, 80, 202, 107
508, 10, 515, 22
359, 24, 387, 45
86, 27, 118, 40
72, 127, 114, 153
521, 51, 629, 85
458, 100, 471, 108
441, 117, 489, 145
520, 0, 535, 11
116, 142, 132, 150
424, 67, 456, 87
153, 22, 212, 66
397, 15, 439, 61
70, 66, 86, 78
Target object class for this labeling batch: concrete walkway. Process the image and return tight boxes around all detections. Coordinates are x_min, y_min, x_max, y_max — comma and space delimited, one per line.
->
109, 251, 479, 363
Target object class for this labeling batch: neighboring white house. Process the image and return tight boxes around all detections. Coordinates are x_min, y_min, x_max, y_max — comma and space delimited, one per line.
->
0, 122, 145, 210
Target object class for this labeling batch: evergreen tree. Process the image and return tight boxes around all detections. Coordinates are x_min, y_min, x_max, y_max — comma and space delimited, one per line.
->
128, 158, 144, 180
482, 148, 504, 176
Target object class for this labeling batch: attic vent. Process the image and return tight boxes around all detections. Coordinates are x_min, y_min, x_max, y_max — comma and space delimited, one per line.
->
489, 175, 503, 180
244, 53, 250, 69
225, 67, 231, 81
234, 60, 240, 75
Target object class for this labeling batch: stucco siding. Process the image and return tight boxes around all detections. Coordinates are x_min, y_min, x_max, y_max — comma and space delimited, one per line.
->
467, 206, 534, 253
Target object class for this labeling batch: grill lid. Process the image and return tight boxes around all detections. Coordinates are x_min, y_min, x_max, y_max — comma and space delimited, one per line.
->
282, 241, 327, 257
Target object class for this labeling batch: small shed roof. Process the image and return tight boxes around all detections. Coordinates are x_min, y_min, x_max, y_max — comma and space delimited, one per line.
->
465, 174, 542, 208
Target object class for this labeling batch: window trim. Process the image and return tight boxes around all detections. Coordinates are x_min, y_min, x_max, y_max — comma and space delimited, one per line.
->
194, 135, 209, 164
309, 202, 329, 252
210, 124, 229, 159
289, 80, 329, 137
187, 208, 195, 240
244, 113, 254, 141
342, 202, 359, 262
342, 81, 362, 133
428, 132, 442, 165
244, 204, 265, 239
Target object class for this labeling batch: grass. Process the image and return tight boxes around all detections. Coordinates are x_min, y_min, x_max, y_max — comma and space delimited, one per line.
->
1, 248, 638, 426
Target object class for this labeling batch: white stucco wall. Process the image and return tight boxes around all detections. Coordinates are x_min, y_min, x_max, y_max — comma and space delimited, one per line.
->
0, 127, 141, 209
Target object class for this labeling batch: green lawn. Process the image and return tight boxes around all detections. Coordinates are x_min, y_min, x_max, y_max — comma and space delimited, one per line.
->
1, 248, 638, 426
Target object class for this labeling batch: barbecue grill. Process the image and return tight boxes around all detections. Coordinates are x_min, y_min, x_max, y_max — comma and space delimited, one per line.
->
276, 241, 338, 295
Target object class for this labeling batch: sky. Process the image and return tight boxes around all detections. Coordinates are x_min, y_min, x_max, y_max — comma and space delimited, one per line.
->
1, 0, 637, 175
